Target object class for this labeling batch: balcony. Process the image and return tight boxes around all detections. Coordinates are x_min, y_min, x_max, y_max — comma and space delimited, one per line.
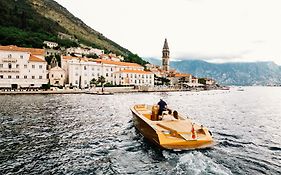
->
0, 68, 20, 73
2, 58, 17, 63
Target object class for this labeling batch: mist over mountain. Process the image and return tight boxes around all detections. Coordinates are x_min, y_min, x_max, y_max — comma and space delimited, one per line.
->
145, 58, 281, 85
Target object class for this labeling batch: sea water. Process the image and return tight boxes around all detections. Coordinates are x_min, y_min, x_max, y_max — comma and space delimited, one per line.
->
0, 87, 280, 174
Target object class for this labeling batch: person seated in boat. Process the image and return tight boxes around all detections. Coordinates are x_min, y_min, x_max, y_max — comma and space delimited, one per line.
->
173, 110, 179, 120
161, 113, 176, 121
157, 99, 167, 117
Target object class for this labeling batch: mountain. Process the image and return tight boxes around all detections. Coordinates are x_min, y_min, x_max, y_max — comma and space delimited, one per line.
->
145, 58, 281, 85
0, 0, 147, 65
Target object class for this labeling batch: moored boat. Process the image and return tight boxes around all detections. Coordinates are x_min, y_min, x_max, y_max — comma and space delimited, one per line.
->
130, 104, 214, 150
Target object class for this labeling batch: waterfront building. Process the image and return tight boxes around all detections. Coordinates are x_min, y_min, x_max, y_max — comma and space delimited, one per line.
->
162, 38, 170, 72
204, 78, 216, 85
169, 73, 192, 86
113, 69, 154, 86
62, 56, 150, 88
191, 76, 199, 84
48, 58, 65, 87
0, 45, 48, 89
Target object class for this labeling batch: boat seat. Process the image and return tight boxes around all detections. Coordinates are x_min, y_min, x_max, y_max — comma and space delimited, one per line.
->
134, 104, 147, 111
143, 113, 152, 120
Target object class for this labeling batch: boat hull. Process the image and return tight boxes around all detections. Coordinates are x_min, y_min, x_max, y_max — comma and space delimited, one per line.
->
131, 104, 214, 150
132, 111, 161, 147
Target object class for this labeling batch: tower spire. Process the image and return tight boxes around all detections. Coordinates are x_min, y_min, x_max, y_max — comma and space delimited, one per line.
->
162, 38, 170, 72
163, 38, 169, 50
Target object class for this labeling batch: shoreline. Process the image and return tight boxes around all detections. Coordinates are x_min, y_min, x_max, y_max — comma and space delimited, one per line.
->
0, 88, 207, 95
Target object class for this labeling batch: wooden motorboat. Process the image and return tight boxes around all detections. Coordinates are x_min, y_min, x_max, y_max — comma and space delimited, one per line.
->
130, 104, 214, 150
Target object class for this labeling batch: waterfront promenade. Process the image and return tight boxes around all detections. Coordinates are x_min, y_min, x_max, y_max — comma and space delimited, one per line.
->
0, 86, 203, 95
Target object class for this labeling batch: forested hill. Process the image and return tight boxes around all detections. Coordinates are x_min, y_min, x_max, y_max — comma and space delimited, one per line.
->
0, 0, 147, 65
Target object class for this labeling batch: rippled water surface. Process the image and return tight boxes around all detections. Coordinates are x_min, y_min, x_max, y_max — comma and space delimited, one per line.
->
0, 87, 281, 175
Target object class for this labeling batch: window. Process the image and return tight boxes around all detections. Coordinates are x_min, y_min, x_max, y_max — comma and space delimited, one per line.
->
75, 73, 78, 76
16, 64, 19, 68
111, 68, 113, 71
8, 75, 11, 79
84, 73, 87, 76
84, 66, 87, 70
92, 67, 95, 71
106, 73, 108, 77
16, 75, 19, 79
20, 55, 23, 59
39, 76, 42, 79
8, 63, 12, 69
24, 76, 27, 79
0, 75, 3, 79
32, 76, 35, 79
8, 54, 12, 58
32, 65, 35, 69
24, 65, 27, 68
84, 80, 87, 84
39, 65, 43, 69
75, 67, 78, 70
0, 64, 3, 68
75, 80, 78, 84
61, 74, 63, 78
92, 73, 95, 76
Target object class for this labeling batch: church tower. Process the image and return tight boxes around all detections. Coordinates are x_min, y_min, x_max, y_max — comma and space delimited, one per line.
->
162, 38, 170, 72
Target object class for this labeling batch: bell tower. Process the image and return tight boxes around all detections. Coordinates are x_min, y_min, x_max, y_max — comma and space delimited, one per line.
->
162, 38, 170, 72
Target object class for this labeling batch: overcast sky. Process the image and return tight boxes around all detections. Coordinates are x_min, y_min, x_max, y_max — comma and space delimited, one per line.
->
55, 0, 281, 65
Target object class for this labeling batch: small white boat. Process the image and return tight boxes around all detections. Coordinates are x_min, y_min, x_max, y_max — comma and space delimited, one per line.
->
237, 87, 244, 91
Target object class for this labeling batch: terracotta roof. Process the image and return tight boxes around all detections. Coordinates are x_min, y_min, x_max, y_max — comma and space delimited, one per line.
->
29, 55, 46, 62
95, 59, 143, 67
114, 69, 153, 74
62, 55, 81, 60
0, 45, 44, 55
174, 73, 192, 77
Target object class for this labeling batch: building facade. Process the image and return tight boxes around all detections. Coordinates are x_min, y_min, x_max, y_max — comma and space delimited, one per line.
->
0, 46, 48, 89
113, 70, 154, 86
62, 56, 153, 88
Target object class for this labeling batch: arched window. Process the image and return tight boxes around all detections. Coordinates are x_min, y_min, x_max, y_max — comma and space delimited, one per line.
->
8, 63, 12, 69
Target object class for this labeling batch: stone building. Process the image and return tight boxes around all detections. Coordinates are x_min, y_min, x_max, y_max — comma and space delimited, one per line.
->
0, 46, 48, 89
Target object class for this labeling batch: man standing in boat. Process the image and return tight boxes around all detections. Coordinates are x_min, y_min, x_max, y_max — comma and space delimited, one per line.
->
157, 99, 168, 117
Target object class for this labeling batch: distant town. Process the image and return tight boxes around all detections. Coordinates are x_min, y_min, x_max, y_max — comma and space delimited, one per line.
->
0, 35, 220, 93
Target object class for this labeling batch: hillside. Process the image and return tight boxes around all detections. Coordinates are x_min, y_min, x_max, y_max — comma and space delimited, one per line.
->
145, 58, 281, 86
0, 0, 147, 65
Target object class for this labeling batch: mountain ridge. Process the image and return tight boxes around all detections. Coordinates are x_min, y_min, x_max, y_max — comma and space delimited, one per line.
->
145, 58, 281, 85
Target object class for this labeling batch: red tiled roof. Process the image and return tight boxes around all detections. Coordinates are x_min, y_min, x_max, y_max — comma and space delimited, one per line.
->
29, 55, 46, 62
115, 69, 152, 74
0, 45, 44, 55
95, 59, 143, 67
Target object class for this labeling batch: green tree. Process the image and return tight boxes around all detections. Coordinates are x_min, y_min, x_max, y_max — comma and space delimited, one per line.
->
97, 76, 106, 85
90, 78, 97, 87
198, 78, 206, 85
